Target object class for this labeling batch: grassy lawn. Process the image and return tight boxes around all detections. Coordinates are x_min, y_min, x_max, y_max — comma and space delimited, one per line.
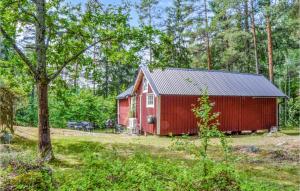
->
1, 126, 299, 190
280, 128, 300, 136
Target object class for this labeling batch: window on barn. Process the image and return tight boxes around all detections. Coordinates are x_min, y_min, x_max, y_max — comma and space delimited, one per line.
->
143, 78, 148, 92
146, 93, 154, 108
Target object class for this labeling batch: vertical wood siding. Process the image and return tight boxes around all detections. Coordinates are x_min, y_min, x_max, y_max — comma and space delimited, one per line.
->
118, 98, 130, 126
160, 95, 277, 135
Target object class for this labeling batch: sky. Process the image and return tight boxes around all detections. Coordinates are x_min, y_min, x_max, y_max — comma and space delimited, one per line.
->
69, 0, 172, 27
70, 0, 139, 26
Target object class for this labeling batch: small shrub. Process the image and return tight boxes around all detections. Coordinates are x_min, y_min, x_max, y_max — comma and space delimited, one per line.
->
199, 165, 241, 191
3, 169, 53, 191
0, 147, 55, 191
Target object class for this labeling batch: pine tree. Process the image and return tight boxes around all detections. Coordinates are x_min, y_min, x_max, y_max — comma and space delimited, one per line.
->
136, 0, 161, 64
265, 0, 274, 82
250, 0, 259, 74
164, 0, 192, 68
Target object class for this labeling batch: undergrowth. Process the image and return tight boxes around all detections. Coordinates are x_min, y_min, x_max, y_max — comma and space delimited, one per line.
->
0, 136, 298, 191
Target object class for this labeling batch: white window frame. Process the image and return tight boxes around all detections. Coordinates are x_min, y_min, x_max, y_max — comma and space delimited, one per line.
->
143, 78, 148, 93
146, 93, 154, 108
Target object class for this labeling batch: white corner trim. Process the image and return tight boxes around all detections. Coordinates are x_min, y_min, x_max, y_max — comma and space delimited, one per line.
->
276, 99, 279, 127
139, 95, 142, 131
117, 99, 119, 124
156, 96, 161, 135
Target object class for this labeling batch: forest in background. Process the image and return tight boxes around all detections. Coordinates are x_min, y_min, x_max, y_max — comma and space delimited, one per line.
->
0, 0, 299, 129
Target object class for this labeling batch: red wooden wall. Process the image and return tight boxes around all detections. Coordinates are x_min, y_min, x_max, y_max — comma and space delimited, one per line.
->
118, 98, 130, 126
160, 95, 277, 135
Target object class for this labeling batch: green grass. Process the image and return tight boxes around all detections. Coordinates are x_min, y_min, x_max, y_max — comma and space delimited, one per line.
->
280, 128, 300, 136
2, 128, 300, 191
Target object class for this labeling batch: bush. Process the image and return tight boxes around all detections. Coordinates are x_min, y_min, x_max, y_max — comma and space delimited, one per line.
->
49, 90, 115, 128
16, 89, 115, 128
3, 169, 53, 191
0, 147, 55, 191
198, 165, 241, 191
54, 146, 241, 191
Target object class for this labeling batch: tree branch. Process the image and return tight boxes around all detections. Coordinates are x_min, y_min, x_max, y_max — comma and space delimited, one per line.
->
18, 0, 39, 24
0, 25, 37, 78
48, 37, 111, 81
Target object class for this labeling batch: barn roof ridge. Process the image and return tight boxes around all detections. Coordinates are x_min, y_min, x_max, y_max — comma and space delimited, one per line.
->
158, 67, 264, 77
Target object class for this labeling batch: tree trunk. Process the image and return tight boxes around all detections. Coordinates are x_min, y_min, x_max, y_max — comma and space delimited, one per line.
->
36, 0, 53, 161
93, 39, 97, 95
204, 0, 212, 70
30, 83, 35, 125
244, 0, 249, 31
149, 5, 153, 64
250, 0, 259, 74
266, 2, 273, 82
104, 59, 109, 98
244, 0, 251, 72
37, 81, 53, 161
74, 62, 79, 92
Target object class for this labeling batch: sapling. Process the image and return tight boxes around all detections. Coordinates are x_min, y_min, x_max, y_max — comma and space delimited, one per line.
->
192, 88, 229, 176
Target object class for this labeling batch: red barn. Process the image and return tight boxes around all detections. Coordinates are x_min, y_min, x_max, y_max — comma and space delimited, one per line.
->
117, 65, 286, 135
117, 86, 133, 126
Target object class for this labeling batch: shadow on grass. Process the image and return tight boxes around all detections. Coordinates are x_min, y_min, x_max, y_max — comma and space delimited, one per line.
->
53, 140, 106, 155
12, 135, 37, 150
49, 157, 82, 168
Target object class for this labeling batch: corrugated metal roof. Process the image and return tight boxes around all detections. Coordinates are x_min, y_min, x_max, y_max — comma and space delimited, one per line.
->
147, 67, 286, 97
116, 86, 133, 99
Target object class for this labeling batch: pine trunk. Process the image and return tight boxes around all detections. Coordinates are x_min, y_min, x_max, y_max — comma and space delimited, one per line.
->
149, 6, 153, 64
244, 0, 249, 31
250, 0, 259, 74
74, 63, 79, 91
104, 58, 109, 98
266, 2, 273, 82
244, 0, 251, 72
37, 81, 53, 161
204, 0, 212, 70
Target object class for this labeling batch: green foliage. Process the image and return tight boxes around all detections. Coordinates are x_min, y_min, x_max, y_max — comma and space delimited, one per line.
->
50, 89, 115, 128
2, 135, 298, 191
3, 169, 54, 191
53, 142, 240, 191
1, 146, 54, 191
283, 97, 300, 128
16, 88, 115, 128
192, 89, 230, 175
199, 165, 241, 191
